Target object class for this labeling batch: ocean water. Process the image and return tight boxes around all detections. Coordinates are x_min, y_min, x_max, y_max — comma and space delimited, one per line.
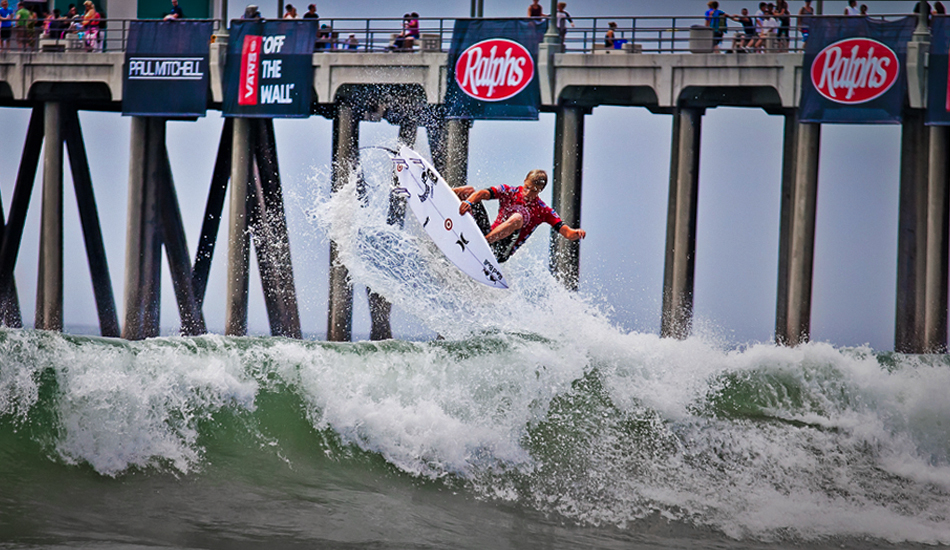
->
2, 155, 950, 549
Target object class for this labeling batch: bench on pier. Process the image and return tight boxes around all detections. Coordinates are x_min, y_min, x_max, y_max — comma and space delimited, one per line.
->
388, 33, 441, 52
39, 36, 84, 52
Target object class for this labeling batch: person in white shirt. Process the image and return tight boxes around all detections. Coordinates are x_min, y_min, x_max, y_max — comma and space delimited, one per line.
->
844, 0, 860, 15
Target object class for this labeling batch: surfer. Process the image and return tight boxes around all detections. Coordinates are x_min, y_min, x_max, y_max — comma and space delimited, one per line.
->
456, 169, 586, 263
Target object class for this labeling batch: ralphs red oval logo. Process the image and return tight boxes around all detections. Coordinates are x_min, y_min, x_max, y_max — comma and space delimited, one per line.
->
454, 38, 535, 102
810, 37, 900, 104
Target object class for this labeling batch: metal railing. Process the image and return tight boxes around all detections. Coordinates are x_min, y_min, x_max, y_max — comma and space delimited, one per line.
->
0, 18, 222, 53
0, 13, 920, 55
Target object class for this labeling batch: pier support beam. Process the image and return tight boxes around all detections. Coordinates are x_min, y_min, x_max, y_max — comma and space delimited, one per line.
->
0, 107, 42, 330
425, 114, 471, 188
443, 118, 471, 189
923, 125, 949, 352
661, 108, 702, 339
193, 118, 233, 309
550, 105, 586, 290
123, 117, 164, 339
327, 102, 359, 341
226, 117, 252, 336
896, 109, 948, 353
63, 108, 120, 337
366, 120, 418, 341
250, 119, 302, 339
36, 102, 63, 331
775, 113, 821, 346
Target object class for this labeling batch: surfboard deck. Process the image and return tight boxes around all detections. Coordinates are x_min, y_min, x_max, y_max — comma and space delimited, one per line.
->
392, 146, 507, 290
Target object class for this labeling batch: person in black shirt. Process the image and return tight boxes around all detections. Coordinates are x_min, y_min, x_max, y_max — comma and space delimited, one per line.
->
729, 7, 755, 52
163, 0, 183, 20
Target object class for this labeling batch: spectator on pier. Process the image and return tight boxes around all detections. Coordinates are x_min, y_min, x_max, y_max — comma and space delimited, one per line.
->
749, 3, 776, 52
242, 4, 261, 19
754, 2, 767, 33
705, 1, 727, 52
774, 0, 789, 51
729, 8, 755, 52
860, 4, 868, 15
303, 4, 318, 19
47, 8, 66, 38
346, 33, 357, 50
0, 0, 14, 51
406, 12, 419, 43
844, 0, 860, 15
283, 4, 297, 18
15, 2, 34, 50
163, 0, 183, 20
392, 12, 419, 50
937, 2, 946, 14
81, 0, 99, 51
316, 23, 331, 49
604, 21, 617, 47
528, 0, 545, 18
556, 2, 573, 43
798, 0, 813, 43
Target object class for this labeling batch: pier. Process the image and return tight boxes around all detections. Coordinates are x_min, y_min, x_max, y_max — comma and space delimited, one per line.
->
0, 6, 944, 352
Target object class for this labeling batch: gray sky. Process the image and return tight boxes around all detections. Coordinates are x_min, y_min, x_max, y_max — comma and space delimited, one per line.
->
0, 1, 924, 349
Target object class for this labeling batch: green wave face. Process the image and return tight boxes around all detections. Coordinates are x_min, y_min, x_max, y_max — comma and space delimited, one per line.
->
2, 328, 950, 545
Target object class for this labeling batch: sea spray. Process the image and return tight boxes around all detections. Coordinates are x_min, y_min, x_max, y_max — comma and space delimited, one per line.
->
3, 150, 950, 545
2, 329, 950, 543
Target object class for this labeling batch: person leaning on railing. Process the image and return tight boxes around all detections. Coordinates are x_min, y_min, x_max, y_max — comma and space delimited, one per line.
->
0, 0, 13, 51
728, 8, 755, 53
14, 2, 34, 51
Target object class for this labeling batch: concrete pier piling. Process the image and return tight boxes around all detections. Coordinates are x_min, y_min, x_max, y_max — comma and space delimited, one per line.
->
661, 108, 702, 340
896, 110, 950, 354
123, 117, 165, 340
36, 102, 63, 332
924, 125, 950, 353
225, 117, 252, 336
327, 102, 360, 342
775, 113, 820, 347
550, 105, 586, 290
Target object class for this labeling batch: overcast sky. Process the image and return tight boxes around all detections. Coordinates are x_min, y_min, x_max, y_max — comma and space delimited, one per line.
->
0, 1, 926, 349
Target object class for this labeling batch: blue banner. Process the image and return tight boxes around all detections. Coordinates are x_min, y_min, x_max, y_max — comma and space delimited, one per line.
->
223, 20, 318, 118
122, 21, 214, 117
446, 19, 546, 120
800, 16, 916, 124
927, 16, 950, 125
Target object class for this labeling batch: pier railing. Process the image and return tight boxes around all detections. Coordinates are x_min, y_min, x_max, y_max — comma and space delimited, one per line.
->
5, 14, 916, 55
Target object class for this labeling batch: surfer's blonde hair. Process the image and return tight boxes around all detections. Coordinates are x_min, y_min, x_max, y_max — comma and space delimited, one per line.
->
525, 169, 548, 189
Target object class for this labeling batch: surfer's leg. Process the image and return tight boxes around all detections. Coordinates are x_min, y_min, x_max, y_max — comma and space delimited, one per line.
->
485, 213, 523, 244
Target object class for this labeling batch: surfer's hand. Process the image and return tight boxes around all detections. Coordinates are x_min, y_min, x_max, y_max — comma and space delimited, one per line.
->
564, 228, 586, 241
460, 200, 473, 215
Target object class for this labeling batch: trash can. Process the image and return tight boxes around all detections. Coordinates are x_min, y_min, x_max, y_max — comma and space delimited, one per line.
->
689, 25, 714, 53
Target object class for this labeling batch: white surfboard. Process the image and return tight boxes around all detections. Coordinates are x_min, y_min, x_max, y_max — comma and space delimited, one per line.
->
392, 145, 507, 290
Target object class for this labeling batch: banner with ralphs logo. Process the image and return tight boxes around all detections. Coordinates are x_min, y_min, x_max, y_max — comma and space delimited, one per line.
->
800, 16, 916, 124
223, 20, 318, 118
122, 21, 214, 117
927, 16, 950, 125
446, 19, 547, 120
